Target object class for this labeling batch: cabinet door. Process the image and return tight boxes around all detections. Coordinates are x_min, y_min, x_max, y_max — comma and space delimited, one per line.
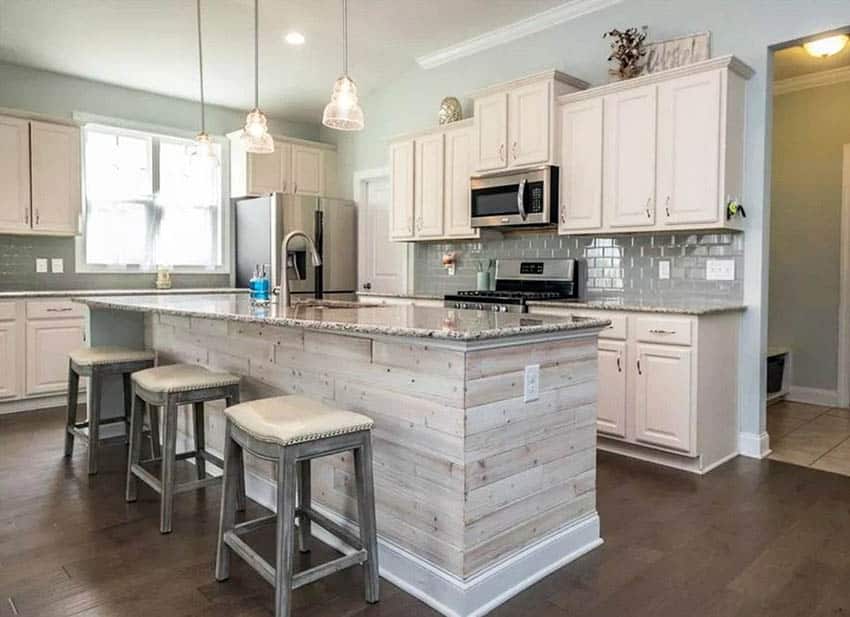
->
30, 121, 81, 235
389, 141, 415, 240
474, 92, 508, 172
444, 126, 478, 238
0, 320, 18, 399
247, 142, 285, 195
292, 145, 323, 196
597, 340, 627, 437
603, 86, 656, 228
0, 116, 31, 233
508, 81, 551, 167
559, 99, 603, 232
635, 343, 693, 453
414, 133, 444, 238
657, 70, 722, 225
322, 149, 338, 197
26, 319, 85, 396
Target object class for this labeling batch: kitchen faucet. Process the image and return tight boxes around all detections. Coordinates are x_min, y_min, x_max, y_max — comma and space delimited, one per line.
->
277, 230, 322, 308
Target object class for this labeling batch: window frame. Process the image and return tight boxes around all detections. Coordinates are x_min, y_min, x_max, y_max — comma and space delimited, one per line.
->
75, 119, 231, 274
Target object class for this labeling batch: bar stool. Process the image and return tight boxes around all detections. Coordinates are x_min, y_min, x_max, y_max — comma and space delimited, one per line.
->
215, 395, 379, 617
126, 363, 242, 534
65, 346, 156, 475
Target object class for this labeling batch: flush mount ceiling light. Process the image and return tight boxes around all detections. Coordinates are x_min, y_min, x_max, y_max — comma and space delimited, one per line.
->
285, 31, 305, 46
803, 34, 849, 58
241, 0, 274, 153
190, 0, 219, 172
322, 0, 364, 131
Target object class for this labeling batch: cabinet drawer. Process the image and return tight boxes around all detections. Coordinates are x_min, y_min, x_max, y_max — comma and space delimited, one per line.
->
635, 316, 692, 346
26, 299, 85, 320
0, 302, 16, 321
598, 314, 627, 340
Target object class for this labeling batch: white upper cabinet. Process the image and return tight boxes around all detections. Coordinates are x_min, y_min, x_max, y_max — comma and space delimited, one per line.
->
559, 98, 603, 232
389, 140, 415, 240
248, 141, 287, 195
30, 121, 81, 235
473, 92, 508, 172
0, 116, 31, 233
603, 85, 657, 229
292, 144, 322, 196
508, 81, 551, 167
443, 125, 478, 238
414, 133, 445, 238
657, 70, 722, 225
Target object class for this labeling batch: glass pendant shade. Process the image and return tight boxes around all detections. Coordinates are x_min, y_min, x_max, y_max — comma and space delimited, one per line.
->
189, 132, 219, 174
241, 108, 274, 153
803, 34, 849, 58
322, 75, 364, 131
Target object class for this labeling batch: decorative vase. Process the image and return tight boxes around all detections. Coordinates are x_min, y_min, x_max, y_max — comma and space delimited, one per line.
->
439, 97, 462, 125
476, 271, 490, 291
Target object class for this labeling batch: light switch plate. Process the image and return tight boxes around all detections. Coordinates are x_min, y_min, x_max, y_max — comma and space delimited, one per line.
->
35, 258, 48, 273
524, 364, 540, 403
51, 258, 64, 273
706, 259, 735, 281
658, 260, 670, 280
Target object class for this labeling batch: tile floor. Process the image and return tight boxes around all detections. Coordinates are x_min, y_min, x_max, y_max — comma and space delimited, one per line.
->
767, 400, 850, 474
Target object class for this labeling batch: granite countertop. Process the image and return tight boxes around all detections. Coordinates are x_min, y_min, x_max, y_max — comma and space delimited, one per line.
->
0, 288, 244, 299
356, 291, 444, 301
74, 293, 611, 341
526, 297, 747, 316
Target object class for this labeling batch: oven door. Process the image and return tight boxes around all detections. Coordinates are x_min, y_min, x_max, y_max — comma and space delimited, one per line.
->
470, 166, 557, 228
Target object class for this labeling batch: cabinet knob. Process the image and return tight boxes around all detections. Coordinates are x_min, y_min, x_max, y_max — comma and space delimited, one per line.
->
363, 282, 372, 290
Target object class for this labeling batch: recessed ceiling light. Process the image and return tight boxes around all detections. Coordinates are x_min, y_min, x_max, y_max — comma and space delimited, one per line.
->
803, 34, 848, 58
285, 31, 305, 46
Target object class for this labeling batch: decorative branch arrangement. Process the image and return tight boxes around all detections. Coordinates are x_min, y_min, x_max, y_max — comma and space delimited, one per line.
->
604, 26, 648, 80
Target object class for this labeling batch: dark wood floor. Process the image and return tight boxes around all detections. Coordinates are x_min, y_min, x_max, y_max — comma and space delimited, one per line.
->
2, 409, 850, 617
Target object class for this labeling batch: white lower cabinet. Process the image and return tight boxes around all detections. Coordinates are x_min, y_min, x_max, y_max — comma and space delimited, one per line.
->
0, 314, 18, 399
26, 318, 85, 396
597, 340, 627, 438
634, 343, 692, 453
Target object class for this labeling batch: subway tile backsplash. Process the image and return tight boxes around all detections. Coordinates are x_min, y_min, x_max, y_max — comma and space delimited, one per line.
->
413, 230, 744, 301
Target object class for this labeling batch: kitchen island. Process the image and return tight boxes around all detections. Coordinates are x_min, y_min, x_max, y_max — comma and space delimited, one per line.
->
75, 294, 609, 617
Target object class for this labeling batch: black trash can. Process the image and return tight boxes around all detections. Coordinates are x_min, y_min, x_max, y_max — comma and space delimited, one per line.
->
767, 355, 785, 395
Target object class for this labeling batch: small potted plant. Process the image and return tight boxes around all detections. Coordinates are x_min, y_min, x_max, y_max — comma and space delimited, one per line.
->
604, 26, 648, 80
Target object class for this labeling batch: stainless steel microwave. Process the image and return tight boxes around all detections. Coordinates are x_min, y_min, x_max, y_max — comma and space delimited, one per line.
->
470, 166, 558, 228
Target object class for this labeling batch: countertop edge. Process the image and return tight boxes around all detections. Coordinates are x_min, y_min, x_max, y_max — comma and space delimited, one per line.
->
0, 288, 245, 299
526, 299, 747, 316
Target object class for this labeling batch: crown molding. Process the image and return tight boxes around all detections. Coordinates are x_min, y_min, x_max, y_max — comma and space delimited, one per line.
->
773, 64, 850, 96
415, 0, 625, 70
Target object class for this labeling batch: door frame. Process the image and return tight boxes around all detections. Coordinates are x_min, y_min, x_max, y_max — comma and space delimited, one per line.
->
838, 145, 850, 407
353, 167, 412, 294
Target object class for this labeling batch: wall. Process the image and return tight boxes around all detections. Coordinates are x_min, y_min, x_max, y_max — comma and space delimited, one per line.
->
333, 0, 850, 447
0, 61, 322, 291
769, 80, 850, 391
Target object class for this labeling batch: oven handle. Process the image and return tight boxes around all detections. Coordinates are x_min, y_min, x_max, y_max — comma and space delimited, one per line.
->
517, 178, 527, 221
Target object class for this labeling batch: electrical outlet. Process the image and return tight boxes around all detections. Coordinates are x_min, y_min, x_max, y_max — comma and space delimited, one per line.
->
706, 259, 735, 281
51, 258, 64, 273
524, 364, 540, 403
658, 260, 670, 280
35, 258, 48, 273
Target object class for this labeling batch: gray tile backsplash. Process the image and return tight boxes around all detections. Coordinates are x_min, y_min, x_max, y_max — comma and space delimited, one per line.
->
413, 230, 744, 301
0, 235, 230, 291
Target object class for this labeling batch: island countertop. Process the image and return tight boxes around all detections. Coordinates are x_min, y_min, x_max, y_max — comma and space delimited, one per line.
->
75, 293, 609, 342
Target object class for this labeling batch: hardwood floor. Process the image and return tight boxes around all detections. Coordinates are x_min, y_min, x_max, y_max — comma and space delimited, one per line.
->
3, 407, 850, 617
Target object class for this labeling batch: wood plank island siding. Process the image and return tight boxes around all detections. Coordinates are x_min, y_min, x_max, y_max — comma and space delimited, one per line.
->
144, 313, 599, 579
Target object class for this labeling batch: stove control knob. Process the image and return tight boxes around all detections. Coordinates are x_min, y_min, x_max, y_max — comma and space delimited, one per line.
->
499, 306, 508, 312
461, 303, 468, 309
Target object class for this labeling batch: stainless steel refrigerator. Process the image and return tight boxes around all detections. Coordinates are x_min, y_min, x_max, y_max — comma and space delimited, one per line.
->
234, 193, 357, 301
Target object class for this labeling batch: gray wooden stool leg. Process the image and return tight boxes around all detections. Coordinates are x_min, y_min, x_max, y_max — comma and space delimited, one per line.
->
193, 402, 206, 480
64, 363, 80, 457
126, 392, 145, 503
275, 447, 298, 617
225, 390, 246, 512
122, 373, 133, 442
215, 421, 243, 581
87, 372, 101, 475
148, 405, 161, 459
160, 398, 179, 534
297, 459, 311, 553
354, 434, 380, 604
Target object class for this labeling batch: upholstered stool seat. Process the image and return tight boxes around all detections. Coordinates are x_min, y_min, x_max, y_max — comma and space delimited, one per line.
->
216, 395, 380, 617
126, 363, 242, 534
65, 346, 155, 475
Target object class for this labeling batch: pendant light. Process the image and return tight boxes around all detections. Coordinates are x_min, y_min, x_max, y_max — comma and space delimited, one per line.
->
190, 0, 219, 171
241, 0, 274, 153
322, 0, 364, 131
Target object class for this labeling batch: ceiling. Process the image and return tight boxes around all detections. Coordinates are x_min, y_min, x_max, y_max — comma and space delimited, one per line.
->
774, 40, 850, 81
0, 0, 568, 123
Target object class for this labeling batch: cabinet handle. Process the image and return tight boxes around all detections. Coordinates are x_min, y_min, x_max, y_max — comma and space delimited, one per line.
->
665, 195, 671, 217
283, 181, 287, 192
560, 209, 566, 225
616, 356, 622, 372
512, 141, 518, 160
46, 307, 73, 313
35, 209, 40, 225
498, 144, 505, 162
648, 328, 676, 335
407, 216, 413, 232
645, 197, 652, 219
637, 359, 642, 375
24, 208, 29, 225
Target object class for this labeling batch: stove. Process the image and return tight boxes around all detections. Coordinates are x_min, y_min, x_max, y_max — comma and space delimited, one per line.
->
444, 258, 586, 313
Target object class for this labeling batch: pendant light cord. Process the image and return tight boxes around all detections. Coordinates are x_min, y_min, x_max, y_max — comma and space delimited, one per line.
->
196, 0, 205, 133
254, 0, 259, 109
342, 0, 349, 76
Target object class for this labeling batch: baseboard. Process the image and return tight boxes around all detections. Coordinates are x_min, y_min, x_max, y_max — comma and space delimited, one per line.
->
0, 393, 80, 415
738, 431, 771, 458
787, 386, 839, 407
241, 467, 601, 617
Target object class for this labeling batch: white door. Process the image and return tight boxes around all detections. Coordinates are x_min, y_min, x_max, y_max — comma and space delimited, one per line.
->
474, 92, 508, 172
414, 133, 444, 238
26, 319, 85, 395
0, 320, 18, 398
603, 86, 657, 228
358, 178, 407, 294
389, 140, 415, 240
508, 81, 551, 167
559, 98, 604, 232
634, 343, 693, 453
30, 121, 81, 235
444, 126, 478, 238
657, 70, 722, 225
0, 116, 31, 233
247, 142, 285, 195
292, 145, 323, 196
597, 340, 627, 437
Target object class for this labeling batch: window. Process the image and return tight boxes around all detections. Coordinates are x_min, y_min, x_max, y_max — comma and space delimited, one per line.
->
81, 124, 226, 271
